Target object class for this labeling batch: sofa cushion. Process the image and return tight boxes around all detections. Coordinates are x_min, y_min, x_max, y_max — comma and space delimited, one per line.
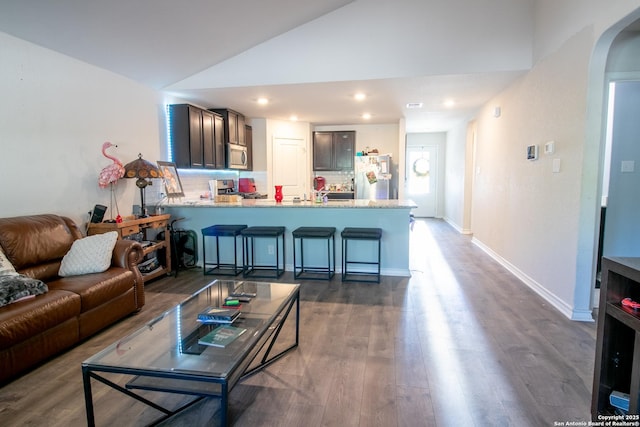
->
0, 248, 17, 276
0, 275, 48, 308
59, 231, 118, 277
0, 215, 77, 273
48, 268, 136, 312
0, 289, 81, 348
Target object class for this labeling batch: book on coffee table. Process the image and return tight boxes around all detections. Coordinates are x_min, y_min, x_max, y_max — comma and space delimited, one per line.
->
197, 306, 241, 324
198, 325, 247, 348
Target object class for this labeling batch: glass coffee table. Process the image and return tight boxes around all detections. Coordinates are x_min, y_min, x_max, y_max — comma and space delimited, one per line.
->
82, 279, 300, 426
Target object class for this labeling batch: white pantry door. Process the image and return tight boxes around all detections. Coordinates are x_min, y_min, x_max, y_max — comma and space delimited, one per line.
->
272, 137, 307, 199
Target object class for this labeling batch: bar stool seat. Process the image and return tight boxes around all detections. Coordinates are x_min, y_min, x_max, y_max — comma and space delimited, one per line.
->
292, 226, 336, 280
341, 227, 382, 283
202, 224, 247, 276
241, 226, 286, 278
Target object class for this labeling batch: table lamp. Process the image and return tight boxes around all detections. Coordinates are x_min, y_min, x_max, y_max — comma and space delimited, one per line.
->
124, 153, 163, 217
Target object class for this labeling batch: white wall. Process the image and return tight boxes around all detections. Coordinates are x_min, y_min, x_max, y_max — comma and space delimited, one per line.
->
173, 0, 533, 89
442, 121, 469, 231
0, 31, 163, 227
440, 2, 640, 321
533, 0, 640, 63
471, 27, 592, 318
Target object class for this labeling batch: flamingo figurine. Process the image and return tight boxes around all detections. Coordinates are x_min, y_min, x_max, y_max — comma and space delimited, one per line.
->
98, 142, 124, 188
98, 142, 125, 222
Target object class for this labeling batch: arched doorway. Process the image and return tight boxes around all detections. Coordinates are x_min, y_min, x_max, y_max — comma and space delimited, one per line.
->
575, 10, 640, 320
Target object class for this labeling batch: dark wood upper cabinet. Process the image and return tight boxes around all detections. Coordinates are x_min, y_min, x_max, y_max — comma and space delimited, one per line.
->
313, 132, 333, 170
313, 131, 355, 171
201, 110, 215, 169
169, 104, 224, 169
334, 131, 355, 170
213, 113, 225, 169
245, 124, 253, 171
210, 108, 246, 146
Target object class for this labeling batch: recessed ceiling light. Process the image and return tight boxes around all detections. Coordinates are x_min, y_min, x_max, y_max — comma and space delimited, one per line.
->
362, 113, 371, 120
354, 93, 366, 101
443, 99, 455, 108
406, 102, 423, 109
257, 97, 269, 105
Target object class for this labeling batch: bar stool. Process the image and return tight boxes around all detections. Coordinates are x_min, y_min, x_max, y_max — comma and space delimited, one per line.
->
201, 224, 247, 276
292, 227, 336, 280
341, 227, 382, 283
241, 226, 286, 278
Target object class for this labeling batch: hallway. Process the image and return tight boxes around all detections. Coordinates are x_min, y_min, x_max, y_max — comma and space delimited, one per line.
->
404, 219, 596, 425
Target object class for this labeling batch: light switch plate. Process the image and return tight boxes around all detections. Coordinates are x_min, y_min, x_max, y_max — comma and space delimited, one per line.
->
621, 160, 635, 173
544, 141, 555, 155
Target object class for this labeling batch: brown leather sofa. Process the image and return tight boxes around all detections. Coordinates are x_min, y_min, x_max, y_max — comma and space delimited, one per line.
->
0, 214, 145, 384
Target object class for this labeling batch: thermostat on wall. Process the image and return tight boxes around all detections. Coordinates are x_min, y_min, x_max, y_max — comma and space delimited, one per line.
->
527, 145, 538, 161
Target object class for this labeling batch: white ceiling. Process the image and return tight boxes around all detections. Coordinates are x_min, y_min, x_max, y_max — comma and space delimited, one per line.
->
0, 0, 535, 132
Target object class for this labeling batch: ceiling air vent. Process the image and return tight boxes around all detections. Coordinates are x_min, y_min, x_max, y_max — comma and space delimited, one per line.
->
406, 102, 423, 109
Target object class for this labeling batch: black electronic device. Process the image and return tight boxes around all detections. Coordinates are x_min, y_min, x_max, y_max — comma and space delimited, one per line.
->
90, 204, 107, 223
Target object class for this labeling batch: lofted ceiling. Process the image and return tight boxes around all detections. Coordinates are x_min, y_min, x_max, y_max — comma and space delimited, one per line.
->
0, 0, 535, 132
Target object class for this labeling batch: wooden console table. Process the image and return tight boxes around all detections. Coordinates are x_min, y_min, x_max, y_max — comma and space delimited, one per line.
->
87, 214, 171, 284
592, 257, 640, 416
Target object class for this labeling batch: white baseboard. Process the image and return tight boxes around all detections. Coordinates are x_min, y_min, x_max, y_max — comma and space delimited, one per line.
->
471, 237, 594, 322
443, 217, 473, 235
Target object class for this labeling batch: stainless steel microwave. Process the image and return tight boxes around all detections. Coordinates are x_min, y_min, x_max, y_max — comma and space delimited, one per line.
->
226, 143, 248, 169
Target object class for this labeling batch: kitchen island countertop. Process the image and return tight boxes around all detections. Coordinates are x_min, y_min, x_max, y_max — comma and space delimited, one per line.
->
164, 198, 416, 277
163, 198, 417, 209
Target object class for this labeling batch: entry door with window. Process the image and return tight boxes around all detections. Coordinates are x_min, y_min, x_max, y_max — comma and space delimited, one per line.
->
406, 145, 438, 217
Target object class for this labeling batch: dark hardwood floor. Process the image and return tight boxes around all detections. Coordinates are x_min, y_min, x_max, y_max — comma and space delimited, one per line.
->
0, 219, 596, 426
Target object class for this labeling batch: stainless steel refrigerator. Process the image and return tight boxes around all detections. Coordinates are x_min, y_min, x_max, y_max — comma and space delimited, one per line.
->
354, 154, 394, 200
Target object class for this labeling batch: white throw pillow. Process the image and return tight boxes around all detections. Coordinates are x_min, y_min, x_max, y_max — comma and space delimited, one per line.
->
0, 248, 18, 276
59, 231, 118, 277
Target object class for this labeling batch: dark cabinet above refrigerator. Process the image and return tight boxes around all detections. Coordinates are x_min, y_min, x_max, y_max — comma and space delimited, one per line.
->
313, 131, 355, 171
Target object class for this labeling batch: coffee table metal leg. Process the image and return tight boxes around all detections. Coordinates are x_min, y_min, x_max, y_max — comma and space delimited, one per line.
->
82, 366, 96, 427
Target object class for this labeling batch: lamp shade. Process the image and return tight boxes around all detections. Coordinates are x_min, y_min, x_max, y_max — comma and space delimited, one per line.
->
123, 153, 163, 217
124, 153, 162, 186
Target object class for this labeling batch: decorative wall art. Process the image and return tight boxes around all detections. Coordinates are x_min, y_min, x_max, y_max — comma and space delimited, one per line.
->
157, 161, 184, 198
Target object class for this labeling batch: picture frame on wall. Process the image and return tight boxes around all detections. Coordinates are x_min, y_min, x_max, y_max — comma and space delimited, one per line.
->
157, 161, 184, 198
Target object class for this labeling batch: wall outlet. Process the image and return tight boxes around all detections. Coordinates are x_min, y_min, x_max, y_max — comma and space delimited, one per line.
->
268, 245, 275, 255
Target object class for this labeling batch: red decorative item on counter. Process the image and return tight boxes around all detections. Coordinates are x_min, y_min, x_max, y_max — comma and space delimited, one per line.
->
274, 185, 283, 203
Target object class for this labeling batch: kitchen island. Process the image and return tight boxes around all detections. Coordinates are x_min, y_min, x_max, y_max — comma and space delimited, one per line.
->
164, 199, 417, 277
